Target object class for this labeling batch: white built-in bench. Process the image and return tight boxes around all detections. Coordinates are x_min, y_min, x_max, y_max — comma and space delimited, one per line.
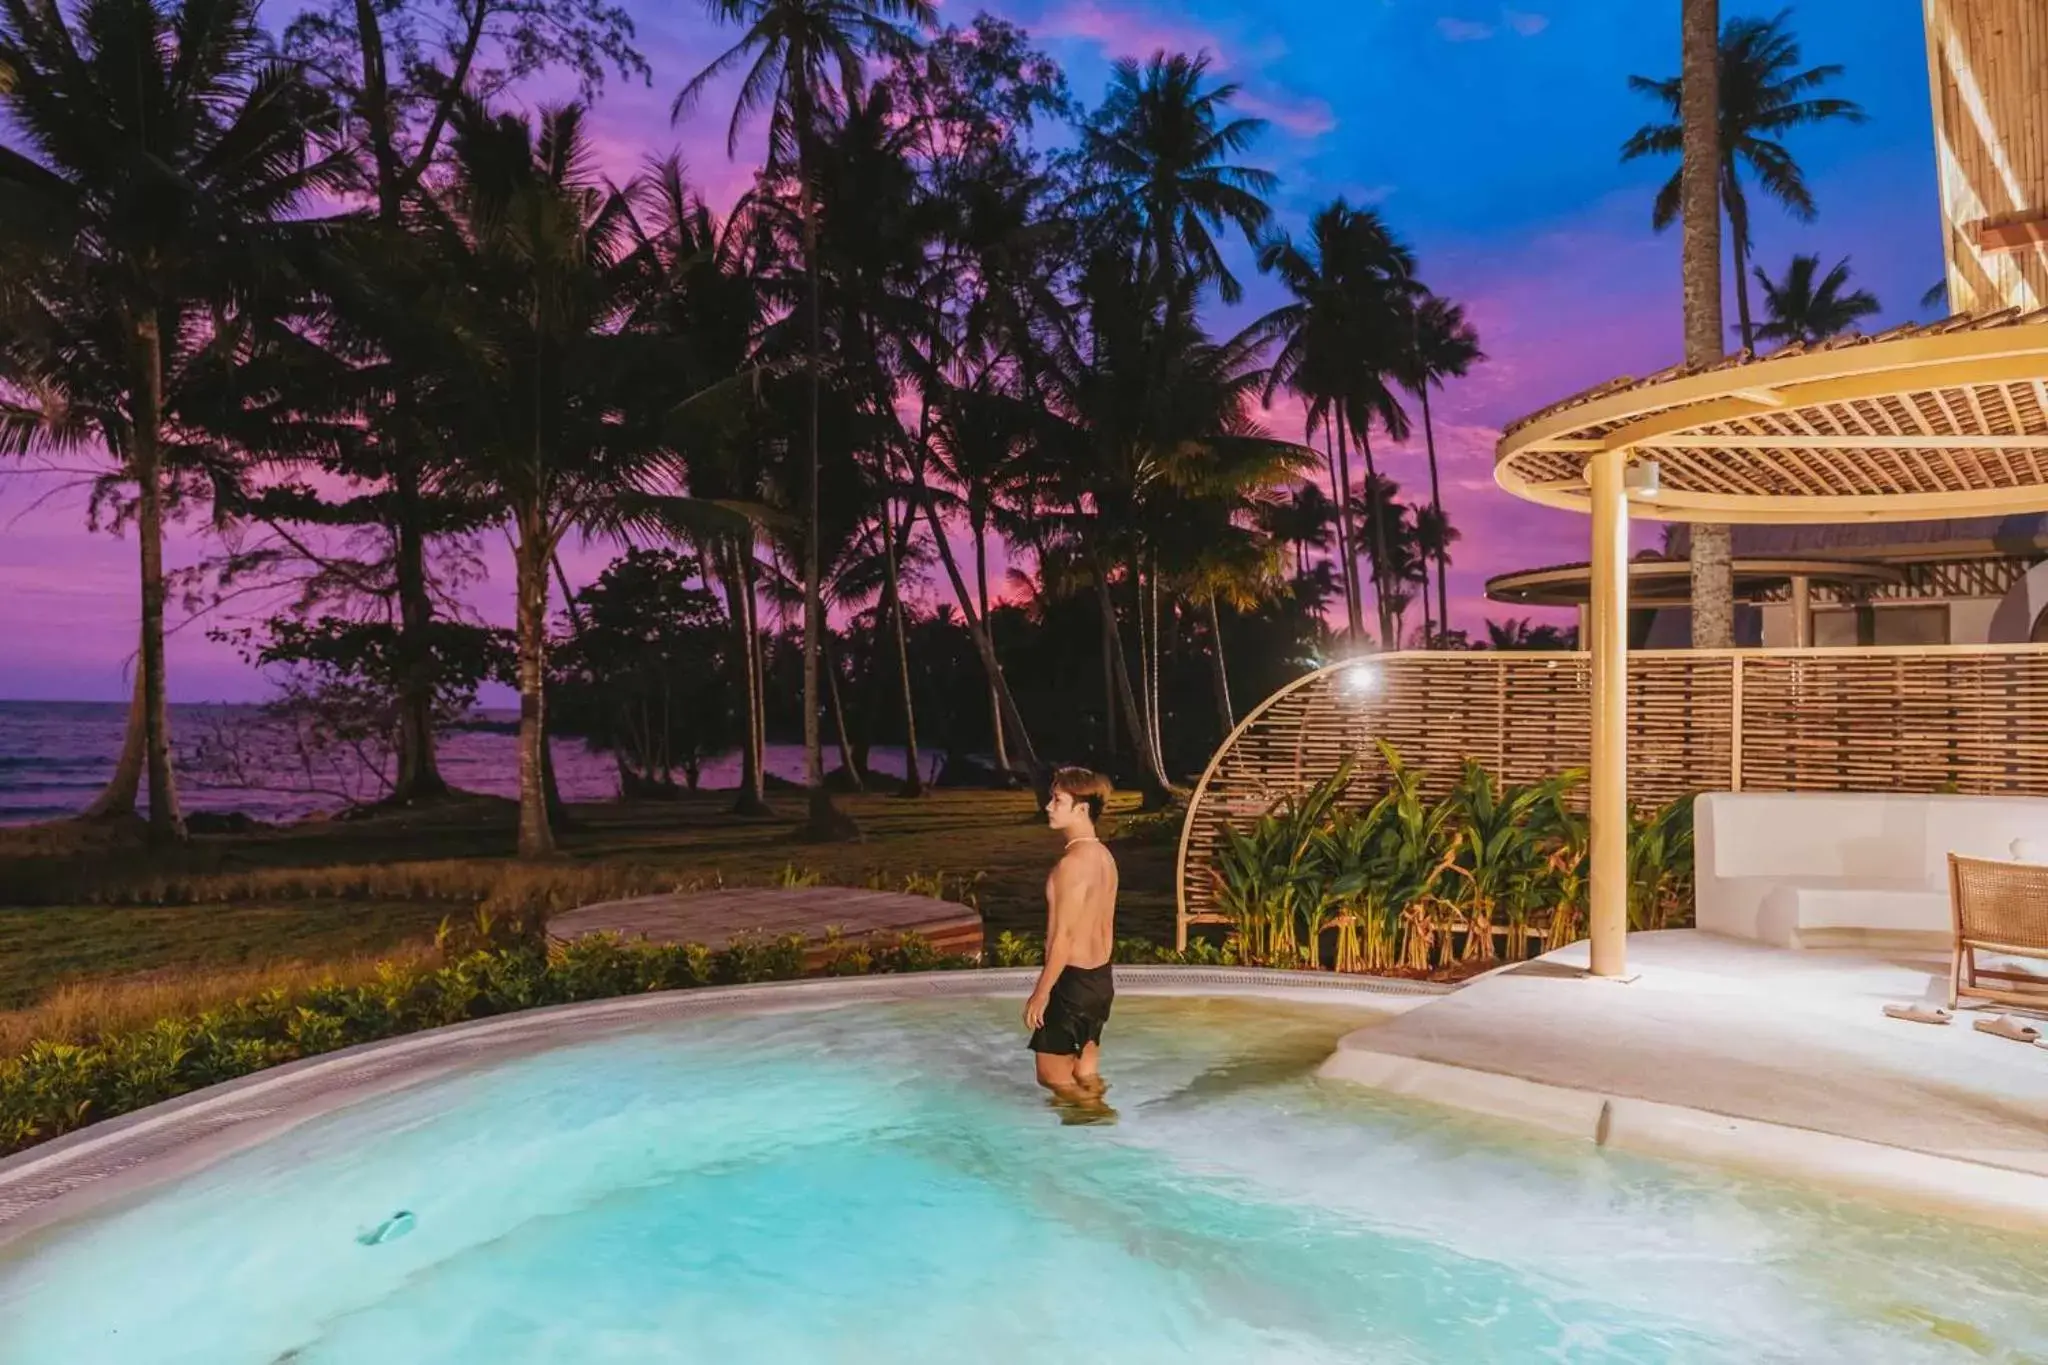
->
1694, 791, 2048, 949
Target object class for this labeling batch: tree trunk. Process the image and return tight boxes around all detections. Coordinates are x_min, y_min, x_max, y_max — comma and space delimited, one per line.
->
1682, 0, 1735, 649
133, 317, 186, 844
880, 504, 925, 797
822, 631, 862, 791
82, 651, 146, 820
1101, 603, 1120, 759
388, 465, 448, 804
1726, 188, 1756, 354
915, 485, 1042, 774
972, 510, 1013, 780
1353, 421, 1394, 646
797, 132, 853, 840
513, 525, 555, 858
1206, 591, 1235, 734
718, 538, 771, 815
1421, 385, 1452, 643
1327, 414, 1363, 640
1093, 568, 1171, 805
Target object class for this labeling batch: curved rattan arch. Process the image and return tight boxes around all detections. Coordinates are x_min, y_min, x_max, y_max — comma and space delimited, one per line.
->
1495, 313, 2048, 523
1173, 644, 2048, 949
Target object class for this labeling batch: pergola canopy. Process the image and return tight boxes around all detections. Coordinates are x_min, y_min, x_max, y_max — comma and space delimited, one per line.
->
1496, 311, 2048, 523
1485, 556, 1902, 607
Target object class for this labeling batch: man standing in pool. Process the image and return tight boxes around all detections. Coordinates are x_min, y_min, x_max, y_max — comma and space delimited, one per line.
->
1026, 767, 1118, 1101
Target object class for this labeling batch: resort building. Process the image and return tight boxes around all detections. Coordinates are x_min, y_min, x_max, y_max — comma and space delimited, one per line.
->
1486, 515, 2048, 648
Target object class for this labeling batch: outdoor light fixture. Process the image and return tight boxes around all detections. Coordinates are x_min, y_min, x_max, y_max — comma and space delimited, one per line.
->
1624, 459, 1662, 499
1341, 663, 1380, 697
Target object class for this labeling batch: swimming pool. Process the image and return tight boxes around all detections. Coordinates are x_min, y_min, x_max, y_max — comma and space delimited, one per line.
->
2, 994, 2045, 1362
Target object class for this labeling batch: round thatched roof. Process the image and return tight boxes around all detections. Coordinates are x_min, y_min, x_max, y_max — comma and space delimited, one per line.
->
1495, 309, 2048, 523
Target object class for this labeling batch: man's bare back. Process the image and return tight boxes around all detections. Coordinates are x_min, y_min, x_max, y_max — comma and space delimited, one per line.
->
1026, 768, 1119, 1105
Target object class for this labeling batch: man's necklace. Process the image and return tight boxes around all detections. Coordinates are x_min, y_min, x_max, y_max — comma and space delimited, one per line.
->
1065, 835, 1100, 848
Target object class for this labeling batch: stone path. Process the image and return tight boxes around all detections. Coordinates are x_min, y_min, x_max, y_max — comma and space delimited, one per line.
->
548, 887, 983, 959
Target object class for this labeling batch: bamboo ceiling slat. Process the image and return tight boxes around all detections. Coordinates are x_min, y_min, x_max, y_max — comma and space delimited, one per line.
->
1176, 646, 2048, 942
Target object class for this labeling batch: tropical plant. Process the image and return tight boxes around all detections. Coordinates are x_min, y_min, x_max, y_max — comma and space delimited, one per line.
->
279, 0, 647, 805
1623, 6, 1865, 353
1075, 49, 1276, 304
1440, 762, 1584, 962
425, 101, 673, 856
0, 0, 346, 839
1752, 252, 1880, 346
1399, 295, 1482, 638
1629, 795, 1698, 931
1209, 762, 1355, 965
678, 0, 937, 839
1254, 201, 1420, 643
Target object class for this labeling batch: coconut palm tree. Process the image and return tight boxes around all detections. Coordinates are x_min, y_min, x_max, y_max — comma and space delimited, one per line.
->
0, 0, 344, 841
1077, 49, 1276, 305
1623, 6, 1865, 353
1400, 295, 1481, 640
677, 0, 935, 838
1039, 252, 1308, 802
618, 158, 781, 814
1257, 482, 1336, 582
1254, 201, 1418, 644
1412, 502, 1461, 644
425, 101, 673, 857
1753, 253, 1880, 346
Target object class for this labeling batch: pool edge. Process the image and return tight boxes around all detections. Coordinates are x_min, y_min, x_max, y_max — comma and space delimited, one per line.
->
0, 967, 1442, 1243
1320, 1041, 2048, 1236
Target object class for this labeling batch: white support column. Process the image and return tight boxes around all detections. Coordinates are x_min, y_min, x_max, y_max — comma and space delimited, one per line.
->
1587, 448, 1630, 979
1790, 575, 1812, 648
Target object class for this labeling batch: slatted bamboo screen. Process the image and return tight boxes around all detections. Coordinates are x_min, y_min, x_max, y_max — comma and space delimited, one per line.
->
1175, 644, 2048, 946
1926, 0, 2048, 315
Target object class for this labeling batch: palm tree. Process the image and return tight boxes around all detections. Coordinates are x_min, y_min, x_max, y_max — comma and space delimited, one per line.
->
1412, 502, 1461, 644
1255, 201, 1419, 647
1078, 50, 1276, 306
427, 102, 668, 857
1623, 7, 1865, 352
1041, 252, 1311, 802
0, 0, 343, 840
619, 159, 779, 814
1256, 482, 1336, 581
1753, 253, 1880, 346
677, 0, 935, 837
1400, 295, 1481, 640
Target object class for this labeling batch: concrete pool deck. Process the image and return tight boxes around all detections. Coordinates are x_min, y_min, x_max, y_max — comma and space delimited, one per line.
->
1321, 930, 2048, 1230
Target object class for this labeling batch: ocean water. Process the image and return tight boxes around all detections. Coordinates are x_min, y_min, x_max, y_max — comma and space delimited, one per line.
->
0, 700, 915, 826
2, 997, 2045, 1364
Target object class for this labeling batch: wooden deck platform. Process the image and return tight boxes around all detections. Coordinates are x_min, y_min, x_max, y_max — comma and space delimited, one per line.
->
547, 887, 984, 960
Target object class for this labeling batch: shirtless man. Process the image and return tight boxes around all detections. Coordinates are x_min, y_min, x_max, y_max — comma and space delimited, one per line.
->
1025, 767, 1118, 1099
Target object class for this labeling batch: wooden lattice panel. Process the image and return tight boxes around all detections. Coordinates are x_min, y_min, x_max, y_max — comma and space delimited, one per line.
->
1176, 645, 2048, 942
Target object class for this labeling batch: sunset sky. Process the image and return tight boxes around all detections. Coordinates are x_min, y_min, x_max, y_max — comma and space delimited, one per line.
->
0, 0, 1943, 701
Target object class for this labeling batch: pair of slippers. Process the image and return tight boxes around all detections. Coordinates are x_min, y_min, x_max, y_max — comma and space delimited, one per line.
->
1883, 1004, 2044, 1043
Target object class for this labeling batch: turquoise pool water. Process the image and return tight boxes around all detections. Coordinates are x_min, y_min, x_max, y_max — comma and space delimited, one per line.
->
3, 996, 2047, 1363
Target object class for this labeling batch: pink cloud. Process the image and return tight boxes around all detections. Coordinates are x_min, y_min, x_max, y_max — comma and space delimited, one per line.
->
1235, 89, 1337, 140
1036, 0, 1229, 66
1504, 9, 1549, 37
1436, 17, 1495, 42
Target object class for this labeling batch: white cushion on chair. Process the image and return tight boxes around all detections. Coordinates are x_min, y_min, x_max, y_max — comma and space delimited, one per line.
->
2012, 838, 2048, 865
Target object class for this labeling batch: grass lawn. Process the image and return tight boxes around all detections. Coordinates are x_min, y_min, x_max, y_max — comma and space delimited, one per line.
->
0, 788, 1178, 1010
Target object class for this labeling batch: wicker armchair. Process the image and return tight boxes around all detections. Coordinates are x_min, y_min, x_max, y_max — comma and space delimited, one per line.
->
1947, 854, 2048, 1010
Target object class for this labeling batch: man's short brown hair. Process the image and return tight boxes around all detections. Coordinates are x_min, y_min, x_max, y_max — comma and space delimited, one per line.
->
1050, 766, 1113, 823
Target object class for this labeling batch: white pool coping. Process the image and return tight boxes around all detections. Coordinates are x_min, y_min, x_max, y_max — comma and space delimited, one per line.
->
0, 967, 1442, 1246
1321, 931, 2048, 1236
